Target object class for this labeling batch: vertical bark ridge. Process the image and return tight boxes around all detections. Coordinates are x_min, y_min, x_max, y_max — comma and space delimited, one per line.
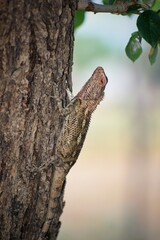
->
0, 1, 77, 239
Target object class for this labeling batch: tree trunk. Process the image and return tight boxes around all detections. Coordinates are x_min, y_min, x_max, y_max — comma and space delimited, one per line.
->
0, 1, 77, 239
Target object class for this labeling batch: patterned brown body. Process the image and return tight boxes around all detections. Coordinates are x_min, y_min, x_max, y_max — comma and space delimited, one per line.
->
39, 67, 108, 239
56, 66, 108, 162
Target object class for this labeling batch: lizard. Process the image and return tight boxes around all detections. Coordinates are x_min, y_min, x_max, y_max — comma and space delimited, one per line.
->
38, 66, 108, 240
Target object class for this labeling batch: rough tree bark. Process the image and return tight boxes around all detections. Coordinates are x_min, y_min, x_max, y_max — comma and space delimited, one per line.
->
0, 1, 77, 239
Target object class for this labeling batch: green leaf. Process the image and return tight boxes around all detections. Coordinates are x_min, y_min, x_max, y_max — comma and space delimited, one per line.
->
152, 0, 160, 11
148, 46, 158, 64
137, 10, 160, 48
102, 0, 115, 4
74, 11, 85, 30
102, 0, 109, 4
125, 32, 142, 62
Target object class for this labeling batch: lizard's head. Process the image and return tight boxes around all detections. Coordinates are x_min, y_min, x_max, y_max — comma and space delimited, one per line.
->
77, 67, 108, 102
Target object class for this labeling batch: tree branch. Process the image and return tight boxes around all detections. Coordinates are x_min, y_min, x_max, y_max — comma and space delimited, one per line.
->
77, 0, 149, 14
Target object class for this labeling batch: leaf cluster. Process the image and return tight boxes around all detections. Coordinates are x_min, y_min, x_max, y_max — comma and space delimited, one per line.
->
126, 8, 160, 64
75, 0, 160, 64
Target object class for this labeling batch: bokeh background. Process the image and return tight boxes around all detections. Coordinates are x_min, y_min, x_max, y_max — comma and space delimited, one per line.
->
58, 2, 160, 240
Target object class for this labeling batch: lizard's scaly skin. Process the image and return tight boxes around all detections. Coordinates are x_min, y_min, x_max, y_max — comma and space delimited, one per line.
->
56, 66, 108, 162
38, 67, 108, 240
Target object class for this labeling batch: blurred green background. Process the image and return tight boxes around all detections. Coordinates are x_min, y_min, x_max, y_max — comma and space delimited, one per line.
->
58, 3, 160, 240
